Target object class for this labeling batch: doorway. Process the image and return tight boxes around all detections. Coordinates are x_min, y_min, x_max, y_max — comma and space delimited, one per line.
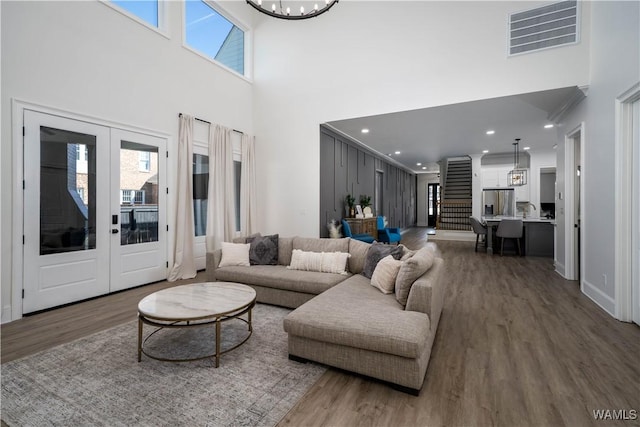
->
22, 110, 167, 313
614, 83, 640, 323
564, 125, 583, 282
428, 183, 439, 227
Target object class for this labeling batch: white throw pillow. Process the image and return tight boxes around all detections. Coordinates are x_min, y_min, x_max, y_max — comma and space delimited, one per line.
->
219, 242, 250, 267
371, 255, 403, 294
288, 249, 351, 275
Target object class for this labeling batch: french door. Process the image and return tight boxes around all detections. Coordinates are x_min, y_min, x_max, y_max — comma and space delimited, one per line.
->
23, 110, 167, 313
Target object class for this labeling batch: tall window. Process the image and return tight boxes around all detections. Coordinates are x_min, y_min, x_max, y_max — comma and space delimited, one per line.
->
111, 0, 160, 28
193, 154, 209, 237
185, 0, 245, 75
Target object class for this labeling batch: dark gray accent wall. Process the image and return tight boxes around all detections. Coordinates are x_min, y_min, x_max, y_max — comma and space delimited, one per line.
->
319, 126, 417, 237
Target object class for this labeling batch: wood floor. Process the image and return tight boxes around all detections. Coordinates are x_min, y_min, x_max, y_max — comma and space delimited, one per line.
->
2, 228, 639, 426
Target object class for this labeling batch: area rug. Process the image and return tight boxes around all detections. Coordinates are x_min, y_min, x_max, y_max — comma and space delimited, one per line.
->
1, 304, 325, 427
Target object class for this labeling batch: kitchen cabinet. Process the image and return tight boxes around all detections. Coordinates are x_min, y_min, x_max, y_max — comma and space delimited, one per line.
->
525, 222, 554, 257
482, 167, 529, 200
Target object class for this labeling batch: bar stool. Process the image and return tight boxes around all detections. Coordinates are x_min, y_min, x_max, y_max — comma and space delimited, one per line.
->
469, 216, 487, 252
495, 219, 523, 256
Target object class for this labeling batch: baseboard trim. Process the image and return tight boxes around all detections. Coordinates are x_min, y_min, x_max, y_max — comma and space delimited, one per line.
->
2, 304, 13, 324
582, 280, 616, 317
555, 262, 566, 278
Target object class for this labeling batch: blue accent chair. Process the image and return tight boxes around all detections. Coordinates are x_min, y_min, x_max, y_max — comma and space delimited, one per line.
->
377, 216, 401, 244
341, 219, 375, 243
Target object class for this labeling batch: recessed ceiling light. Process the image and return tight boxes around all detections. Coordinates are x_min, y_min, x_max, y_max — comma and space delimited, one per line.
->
416, 162, 422, 166
387, 153, 393, 156
482, 150, 489, 154
486, 130, 495, 135
394, 151, 401, 155
553, 144, 558, 149
544, 124, 554, 129
422, 166, 427, 170
361, 128, 370, 133
523, 146, 530, 150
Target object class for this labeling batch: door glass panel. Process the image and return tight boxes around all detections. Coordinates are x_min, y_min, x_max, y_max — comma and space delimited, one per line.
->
120, 141, 159, 245
40, 126, 96, 255
193, 154, 209, 237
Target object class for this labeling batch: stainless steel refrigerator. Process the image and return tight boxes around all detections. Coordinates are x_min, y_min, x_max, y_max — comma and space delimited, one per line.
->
483, 188, 515, 217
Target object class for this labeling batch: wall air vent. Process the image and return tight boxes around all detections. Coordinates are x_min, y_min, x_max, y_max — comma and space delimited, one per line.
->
509, 0, 579, 56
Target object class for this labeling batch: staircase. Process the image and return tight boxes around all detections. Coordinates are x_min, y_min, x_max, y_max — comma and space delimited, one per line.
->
438, 157, 472, 231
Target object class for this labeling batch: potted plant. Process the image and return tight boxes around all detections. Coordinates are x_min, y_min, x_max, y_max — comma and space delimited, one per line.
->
359, 195, 371, 209
345, 194, 355, 217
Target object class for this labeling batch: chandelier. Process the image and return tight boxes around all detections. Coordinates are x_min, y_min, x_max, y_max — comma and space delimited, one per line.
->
246, 0, 339, 20
508, 138, 528, 186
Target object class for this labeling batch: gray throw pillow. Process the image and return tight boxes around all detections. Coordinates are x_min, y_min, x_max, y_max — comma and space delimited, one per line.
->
361, 242, 403, 279
247, 234, 279, 265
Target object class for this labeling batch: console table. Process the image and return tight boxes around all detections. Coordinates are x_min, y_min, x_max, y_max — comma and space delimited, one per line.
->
343, 217, 378, 240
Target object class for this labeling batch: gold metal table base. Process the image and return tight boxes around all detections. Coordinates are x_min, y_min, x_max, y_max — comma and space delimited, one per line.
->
137, 302, 254, 368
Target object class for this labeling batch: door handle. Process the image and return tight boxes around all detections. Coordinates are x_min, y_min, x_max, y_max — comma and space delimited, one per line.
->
112, 229, 119, 234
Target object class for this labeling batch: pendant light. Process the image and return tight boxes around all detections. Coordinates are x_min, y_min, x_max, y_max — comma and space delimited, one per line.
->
508, 138, 527, 186
246, 0, 339, 20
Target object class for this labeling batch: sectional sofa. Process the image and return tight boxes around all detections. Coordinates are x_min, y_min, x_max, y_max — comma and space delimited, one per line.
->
206, 236, 445, 394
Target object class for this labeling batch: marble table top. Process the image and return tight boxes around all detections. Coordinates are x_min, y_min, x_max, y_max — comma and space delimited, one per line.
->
138, 282, 256, 321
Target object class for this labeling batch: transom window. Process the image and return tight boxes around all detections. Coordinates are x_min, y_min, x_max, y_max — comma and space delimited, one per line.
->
185, 0, 245, 75
110, 0, 160, 28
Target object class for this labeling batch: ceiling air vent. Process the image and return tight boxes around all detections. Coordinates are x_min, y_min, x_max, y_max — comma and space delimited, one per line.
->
509, 0, 579, 56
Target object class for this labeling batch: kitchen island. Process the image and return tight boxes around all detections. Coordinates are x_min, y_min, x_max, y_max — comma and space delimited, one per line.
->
482, 216, 555, 256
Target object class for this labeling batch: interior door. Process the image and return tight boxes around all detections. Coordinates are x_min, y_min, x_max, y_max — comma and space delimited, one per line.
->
110, 129, 167, 291
23, 110, 111, 313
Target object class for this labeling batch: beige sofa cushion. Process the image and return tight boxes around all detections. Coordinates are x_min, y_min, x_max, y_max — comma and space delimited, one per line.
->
292, 237, 349, 253
284, 274, 430, 359
347, 238, 370, 274
214, 265, 348, 295
278, 237, 294, 266
395, 246, 436, 306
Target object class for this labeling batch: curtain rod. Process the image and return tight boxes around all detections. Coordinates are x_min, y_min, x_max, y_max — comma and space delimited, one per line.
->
178, 113, 244, 134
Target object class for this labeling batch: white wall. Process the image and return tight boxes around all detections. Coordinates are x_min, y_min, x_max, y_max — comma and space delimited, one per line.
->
252, 1, 590, 237
1, 1, 254, 321
555, 1, 639, 316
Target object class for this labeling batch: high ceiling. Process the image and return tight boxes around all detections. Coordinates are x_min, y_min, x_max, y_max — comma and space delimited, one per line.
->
327, 86, 581, 173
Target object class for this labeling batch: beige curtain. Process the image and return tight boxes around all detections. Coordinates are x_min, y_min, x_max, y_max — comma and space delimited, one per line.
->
240, 134, 257, 235
168, 115, 196, 281
206, 124, 236, 252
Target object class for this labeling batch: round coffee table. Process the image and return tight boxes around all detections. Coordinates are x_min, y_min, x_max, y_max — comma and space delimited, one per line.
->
137, 282, 256, 367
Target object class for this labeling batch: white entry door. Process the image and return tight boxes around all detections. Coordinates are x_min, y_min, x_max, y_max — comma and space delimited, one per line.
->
23, 111, 111, 313
23, 110, 167, 313
110, 129, 167, 291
